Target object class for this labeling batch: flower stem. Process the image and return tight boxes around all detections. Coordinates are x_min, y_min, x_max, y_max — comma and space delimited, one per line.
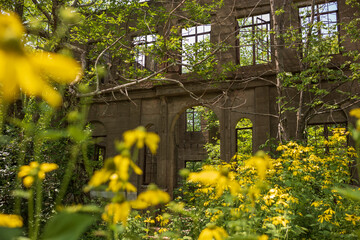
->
28, 189, 34, 239
33, 178, 43, 240
55, 145, 80, 208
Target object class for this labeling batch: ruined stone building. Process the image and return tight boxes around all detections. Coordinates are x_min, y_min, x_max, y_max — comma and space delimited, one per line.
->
87, 0, 360, 194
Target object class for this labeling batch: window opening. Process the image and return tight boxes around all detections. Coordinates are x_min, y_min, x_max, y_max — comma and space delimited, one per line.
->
89, 136, 106, 163
235, 118, 253, 155
133, 34, 157, 71
182, 25, 211, 73
237, 13, 271, 66
143, 145, 157, 185
185, 161, 202, 172
299, 1, 339, 54
186, 107, 202, 132
306, 122, 347, 155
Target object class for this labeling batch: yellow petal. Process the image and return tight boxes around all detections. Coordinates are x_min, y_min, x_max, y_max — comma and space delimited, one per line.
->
41, 85, 63, 107
0, 214, 23, 228
38, 171, 45, 179
15, 57, 44, 96
18, 165, 31, 178
31, 52, 82, 84
0, 51, 19, 101
0, 13, 24, 46
145, 132, 160, 154
40, 163, 59, 173
23, 176, 34, 188
350, 108, 360, 119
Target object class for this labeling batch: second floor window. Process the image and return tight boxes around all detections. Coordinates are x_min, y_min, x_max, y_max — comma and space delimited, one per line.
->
237, 13, 271, 66
133, 34, 157, 71
182, 25, 211, 73
299, 1, 339, 54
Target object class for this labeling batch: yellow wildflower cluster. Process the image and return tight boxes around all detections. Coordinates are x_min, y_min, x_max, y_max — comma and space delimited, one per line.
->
18, 161, 58, 188
0, 214, 23, 228
0, 13, 81, 107
269, 216, 289, 227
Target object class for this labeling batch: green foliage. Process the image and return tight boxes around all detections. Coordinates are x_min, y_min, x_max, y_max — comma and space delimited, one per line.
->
41, 212, 97, 240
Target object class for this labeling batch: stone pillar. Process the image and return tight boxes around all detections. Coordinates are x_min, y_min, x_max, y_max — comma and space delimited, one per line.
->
158, 96, 169, 190
254, 86, 270, 151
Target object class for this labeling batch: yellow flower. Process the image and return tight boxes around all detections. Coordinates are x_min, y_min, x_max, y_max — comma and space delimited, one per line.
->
188, 166, 240, 197
87, 169, 112, 188
102, 202, 131, 225
0, 13, 81, 107
350, 108, 360, 119
271, 216, 289, 227
144, 217, 155, 224
318, 214, 332, 223
245, 151, 272, 180
324, 208, 335, 215
131, 188, 170, 209
258, 235, 269, 240
123, 127, 160, 154
18, 161, 58, 188
198, 225, 228, 240
86, 155, 142, 192
345, 214, 359, 225
0, 214, 23, 228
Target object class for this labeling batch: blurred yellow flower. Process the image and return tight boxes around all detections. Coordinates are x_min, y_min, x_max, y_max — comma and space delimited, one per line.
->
131, 188, 170, 209
188, 165, 240, 197
18, 161, 58, 188
86, 155, 142, 192
318, 214, 332, 223
198, 225, 228, 240
345, 214, 360, 225
0, 12, 81, 107
102, 202, 131, 225
87, 168, 112, 188
350, 108, 360, 119
0, 214, 23, 228
271, 216, 289, 227
245, 151, 272, 180
123, 127, 160, 154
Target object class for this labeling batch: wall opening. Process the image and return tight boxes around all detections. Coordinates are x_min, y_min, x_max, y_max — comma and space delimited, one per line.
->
235, 118, 253, 155
142, 124, 157, 185
174, 106, 220, 184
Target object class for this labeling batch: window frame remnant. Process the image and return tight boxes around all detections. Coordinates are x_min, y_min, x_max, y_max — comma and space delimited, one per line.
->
181, 24, 211, 73
186, 107, 202, 132
133, 34, 157, 71
237, 13, 271, 66
299, 1, 339, 54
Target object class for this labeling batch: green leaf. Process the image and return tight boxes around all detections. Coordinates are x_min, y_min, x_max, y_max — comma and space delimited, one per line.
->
41, 212, 97, 240
335, 187, 360, 202
0, 227, 22, 240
